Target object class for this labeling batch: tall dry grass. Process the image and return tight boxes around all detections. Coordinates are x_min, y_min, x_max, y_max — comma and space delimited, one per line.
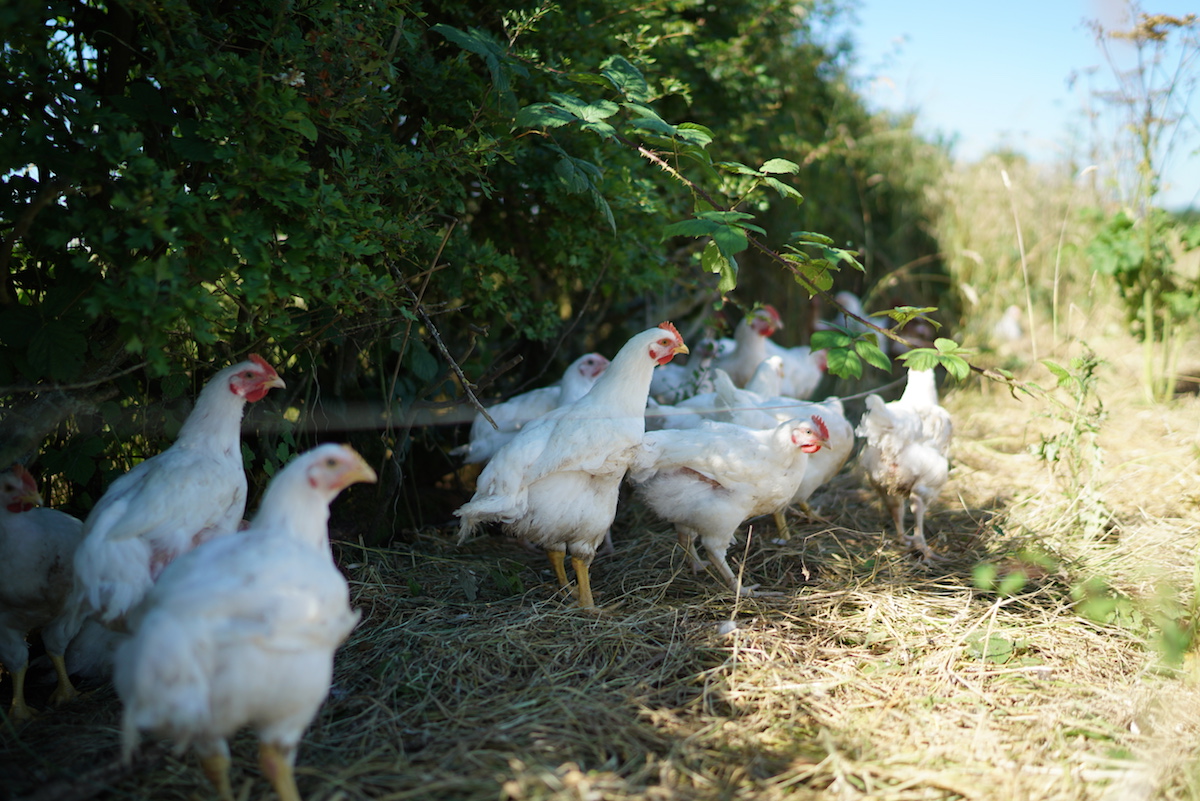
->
930, 154, 1107, 357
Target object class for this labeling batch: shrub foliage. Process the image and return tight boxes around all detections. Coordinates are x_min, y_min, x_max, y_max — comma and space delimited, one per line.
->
1, 0, 944, 528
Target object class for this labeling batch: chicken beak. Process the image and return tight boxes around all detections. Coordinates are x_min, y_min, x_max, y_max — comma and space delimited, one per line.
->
266, 374, 287, 390
18, 489, 44, 508
340, 445, 378, 486
674, 343, 690, 356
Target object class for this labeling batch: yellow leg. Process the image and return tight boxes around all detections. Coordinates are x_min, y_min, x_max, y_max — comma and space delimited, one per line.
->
546, 549, 570, 588
773, 508, 791, 541
259, 742, 302, 801
199, 752, 234, 801
571, 556, 595, 609
7, 664, 34, 723
47, 653, 78, 706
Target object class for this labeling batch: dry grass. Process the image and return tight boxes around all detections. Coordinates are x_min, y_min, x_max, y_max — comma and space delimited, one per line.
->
6, 304, 1200, 801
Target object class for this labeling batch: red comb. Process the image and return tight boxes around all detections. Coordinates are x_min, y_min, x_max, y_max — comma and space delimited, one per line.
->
657, 321, 682, 341
811, 414, 830, 440
762, 304, 781, 321
248, 353, 279, 376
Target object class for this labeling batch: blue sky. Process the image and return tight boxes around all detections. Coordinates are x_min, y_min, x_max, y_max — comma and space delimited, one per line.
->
847, 0, 1199, 210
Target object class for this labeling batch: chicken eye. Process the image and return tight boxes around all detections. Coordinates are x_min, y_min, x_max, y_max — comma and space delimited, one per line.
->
325, 458, 339, 468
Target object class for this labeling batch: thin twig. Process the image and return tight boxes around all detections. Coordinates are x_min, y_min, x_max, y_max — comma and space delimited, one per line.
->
397, 282, 497, 430
0, 361, 150, 395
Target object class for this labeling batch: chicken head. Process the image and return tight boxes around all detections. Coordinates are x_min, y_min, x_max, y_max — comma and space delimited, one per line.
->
303, 445, 378, 496
749, 305, 783, 337
2, 464, 42, 512
649, 322, 689, 365
228, 354, 286, 403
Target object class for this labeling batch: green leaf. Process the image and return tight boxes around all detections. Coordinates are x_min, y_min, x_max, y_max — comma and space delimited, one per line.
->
580, 120, 617, 140
941, 355, 971, 381
895, 348, 940, 371
629, 116, 678, 137
662, 218, 720, 239
547, 93, 618, 123
854, 338, 892, 371
432, 24, 500, 58
884, 306, 940, 329
966, 632, 1014, 663
405, 340, 439, 384
696, 209, 757, 224
715, 160, 761, 176
675, 122, 714, 148
710, 223, 749, 258
702, 241, 738, 293
810, 329, 853, 351
791, 257, 833, 294
565, 72, 612, 88
763, 176, 804, 203
515, 103, 576, 128
792, 230, 835, 246
824, 346, 862, 379
972, 563, 998, 591
294, 115, 318, 142
934, 337, 961, 353
997, 570, 1028, 596
620, 102, 667, 123
600, 55, 650, 101
760, 157, 800, 174
1041, 359, 1072, 386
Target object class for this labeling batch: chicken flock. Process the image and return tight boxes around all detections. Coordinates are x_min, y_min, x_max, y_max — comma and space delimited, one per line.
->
1, 302, 955, 801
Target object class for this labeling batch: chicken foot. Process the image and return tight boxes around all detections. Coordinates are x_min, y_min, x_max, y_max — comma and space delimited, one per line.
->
260, 742, 302, 801
771, 509, 792, 542
677, 529, 707, 573
906, 495, 935, 562
7, 664, 34, 723
546, 549, 570, 589
198, 751, 234, 801
545, 548, 598, 608
884, 491, 935, 563
47, 652, 79, 706
704, 541, 783, 598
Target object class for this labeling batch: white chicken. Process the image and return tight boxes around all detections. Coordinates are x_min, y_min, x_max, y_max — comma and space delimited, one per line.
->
714, 305, 782, 387
0, 465, 85, 720
630, 415, 829, 596
456, 323, 688, 609
647, 361, 783, 431
70, 355, 285, 628
115, 443, 373, 801
785, 398, 855, 525
701, 384, 856, 534
762, 339, 826, 399
452, 352, 610, 464
856, 368, 953, 561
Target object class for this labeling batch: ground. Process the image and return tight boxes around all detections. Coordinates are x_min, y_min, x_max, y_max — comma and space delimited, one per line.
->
3, 317, 1200, 801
